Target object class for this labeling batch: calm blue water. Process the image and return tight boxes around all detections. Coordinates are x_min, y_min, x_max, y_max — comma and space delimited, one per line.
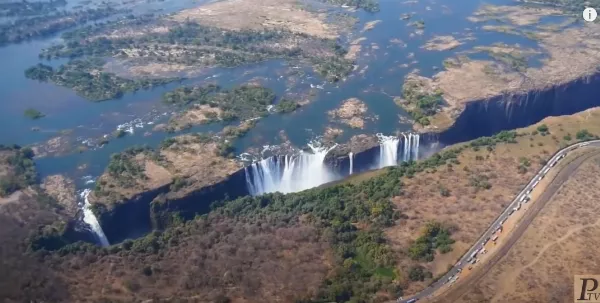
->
0, 0, 566, 184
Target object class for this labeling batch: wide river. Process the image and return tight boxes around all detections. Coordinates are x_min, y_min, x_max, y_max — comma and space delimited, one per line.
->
0, 0, 569, 187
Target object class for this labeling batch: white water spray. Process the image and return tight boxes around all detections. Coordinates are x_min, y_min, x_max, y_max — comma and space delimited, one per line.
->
377, 133, 400, 168
81, 189, 109, 247
402, 133, 409, 162
349, 152, 354, 175
400, 133, 421, 162
246, 143, 338, 195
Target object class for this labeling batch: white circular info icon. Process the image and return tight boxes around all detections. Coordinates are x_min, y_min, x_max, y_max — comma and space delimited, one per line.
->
583, 7, 597, 22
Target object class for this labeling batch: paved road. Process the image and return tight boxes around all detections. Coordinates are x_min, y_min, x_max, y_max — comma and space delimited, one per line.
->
398, 140, 600, 303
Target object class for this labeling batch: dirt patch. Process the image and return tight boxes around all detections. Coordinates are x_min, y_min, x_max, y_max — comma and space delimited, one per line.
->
328, 97, 373, 129
0, 191, 22, 206
481, 25, 520, 35
422, 35, 463, 51
468, 5, 563, 26
323, 127, 344, 141
469, 43, 541, 56
167, 105, 223, 132
362, 20, 381, 31
172, 0, 339, 39
345, 37, 366, 60
42, 175, 78, 216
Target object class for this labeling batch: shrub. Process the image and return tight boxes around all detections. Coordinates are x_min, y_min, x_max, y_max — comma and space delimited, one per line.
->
24, 108, 45, 119
408, 265, 430, 281
408, 222, 455, 261
576, 129, 594, 141
537, 124, 548, 133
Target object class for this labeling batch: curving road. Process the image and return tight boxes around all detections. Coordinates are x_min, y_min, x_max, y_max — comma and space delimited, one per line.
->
398, 140, 600, 303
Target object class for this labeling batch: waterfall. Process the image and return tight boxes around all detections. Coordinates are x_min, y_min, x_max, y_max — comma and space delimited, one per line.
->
399, 133, 421, 162
80, 189, 109, 247
413, 134, 420, 160
245, 143, 338, 195
402, 133, 409, 162
349, 152, 354, 175
377, 133, 400, 168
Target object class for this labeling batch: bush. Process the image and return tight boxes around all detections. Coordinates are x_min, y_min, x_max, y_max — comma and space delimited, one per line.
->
408, 265, 431, 281
564, 134, 572, 141
537, 124, 548, 133
439, 186, 450, 197
408, 222, 455, 261
24, 108, 45, 119
275, 98, 300, 113
576, 129, 594, 141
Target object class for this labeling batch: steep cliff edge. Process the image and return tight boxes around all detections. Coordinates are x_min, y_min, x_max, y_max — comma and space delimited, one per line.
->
403, 6, 600, 135
89, 134, 246, 242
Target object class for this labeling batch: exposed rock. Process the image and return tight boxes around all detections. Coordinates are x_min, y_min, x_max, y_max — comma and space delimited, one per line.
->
328, 98, 373, 129
422, 35, 463, 51
362, 20, 381, 32
323, 127, 344, 141
42, 175, 78, 216
327, 134, 380, 159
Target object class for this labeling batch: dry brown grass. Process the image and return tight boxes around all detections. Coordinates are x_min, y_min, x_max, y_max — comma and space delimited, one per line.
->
172, 0, 339, 39
468, 5, 563, 26
384, 107, 600, 295
41, 175, 78, 216
457, 155, 600, 303
167, 105, 223, 132
422, 36, 463, 51
49, 217, 330, 303
91, 135, 243, 207
328, 97, 373, 129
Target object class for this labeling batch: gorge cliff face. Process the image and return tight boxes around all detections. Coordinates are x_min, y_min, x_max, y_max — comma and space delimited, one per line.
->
89, 136, 248, 243
92, 72, 600, 243
436, 73, 600, 145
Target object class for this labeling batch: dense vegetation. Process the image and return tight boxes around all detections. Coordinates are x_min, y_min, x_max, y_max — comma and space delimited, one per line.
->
407, 222, 455, 261
401, 81, 444, 126
25, 59, 180, 101
0, 145, 37, 197
164, 84, 276, 121
0, 6, 120, 46
39, 17, 354, 82
0, 0, 67, 17
275, 98, 301, 113
469, 130, 518, 150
